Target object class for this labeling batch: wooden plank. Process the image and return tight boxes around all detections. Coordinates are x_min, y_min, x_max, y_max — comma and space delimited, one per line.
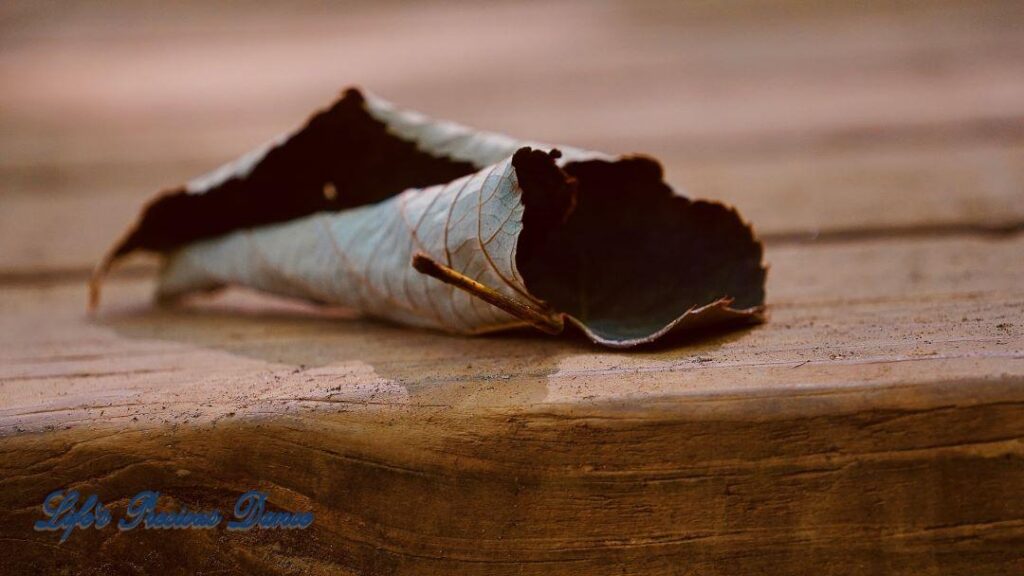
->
2, 382, 1022, 575
3, 0, 1022, 157
3, 0, 1024, 273
2, 2, 1023, 573
1, 235, 1021, 574
3, 235, 1021, 421
4, 139, 1022, 273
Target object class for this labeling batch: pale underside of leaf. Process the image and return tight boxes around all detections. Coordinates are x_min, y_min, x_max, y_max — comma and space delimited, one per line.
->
158, 155, 541, 335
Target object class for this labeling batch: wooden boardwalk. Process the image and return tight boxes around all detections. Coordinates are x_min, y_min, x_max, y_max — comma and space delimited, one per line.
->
1, 1, 1022, 574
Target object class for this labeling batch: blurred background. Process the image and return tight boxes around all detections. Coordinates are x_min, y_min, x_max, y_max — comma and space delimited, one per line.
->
1, 0, 1022, 280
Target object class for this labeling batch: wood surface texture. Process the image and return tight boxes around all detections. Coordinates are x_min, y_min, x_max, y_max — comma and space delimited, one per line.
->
1, 1, 1022, 574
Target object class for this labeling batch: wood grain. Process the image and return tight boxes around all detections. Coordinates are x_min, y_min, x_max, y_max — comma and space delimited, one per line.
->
2, 1, 1023, 574
2, 0, 1024, 272
2, 235, 1022, 574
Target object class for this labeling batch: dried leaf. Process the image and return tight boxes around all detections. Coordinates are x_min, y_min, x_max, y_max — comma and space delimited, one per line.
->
92, 88, 766, 347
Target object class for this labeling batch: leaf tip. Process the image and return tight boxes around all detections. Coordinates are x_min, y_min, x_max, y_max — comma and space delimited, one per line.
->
87, 262, 106, 314
341, 86, 365, 103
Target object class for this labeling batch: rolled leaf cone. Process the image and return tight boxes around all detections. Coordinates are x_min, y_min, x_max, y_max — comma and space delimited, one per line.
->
92, 88, 766, 347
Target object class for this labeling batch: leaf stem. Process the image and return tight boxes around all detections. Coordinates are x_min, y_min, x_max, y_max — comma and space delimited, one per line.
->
411, 253, 563, 335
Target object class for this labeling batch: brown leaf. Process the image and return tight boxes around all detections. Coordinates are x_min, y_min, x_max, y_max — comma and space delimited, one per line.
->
92, 88, 766, 348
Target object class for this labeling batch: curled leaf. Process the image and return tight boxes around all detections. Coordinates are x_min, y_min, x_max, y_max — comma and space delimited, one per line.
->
92, 88, 766, 347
